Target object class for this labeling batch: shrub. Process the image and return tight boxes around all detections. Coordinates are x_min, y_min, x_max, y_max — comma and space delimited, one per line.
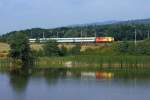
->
8, 32, 34, 68
43, 40, 60, 57
59, 45, 68, 56
69, 45, 81, 55
113, 41, 129, 54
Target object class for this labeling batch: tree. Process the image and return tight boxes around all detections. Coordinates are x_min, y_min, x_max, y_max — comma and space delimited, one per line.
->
43, 40, 60, 56
136, 39, 150, 55
8, 32, 33, 68
69, 45, 81, 55
114, 41, 129, 54
59, 45, 68, 56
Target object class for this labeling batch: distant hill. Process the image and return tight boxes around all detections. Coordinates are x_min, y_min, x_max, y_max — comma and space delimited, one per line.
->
92, 20, 119, 25
117, 18, 150, 25
71, 18, 150, 26
1, 18, 150, 42
67, 20, 119, 27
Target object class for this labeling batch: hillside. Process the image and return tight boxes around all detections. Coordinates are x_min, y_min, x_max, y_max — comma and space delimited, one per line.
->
117, 18, 150, 25
1, 18, 150, 42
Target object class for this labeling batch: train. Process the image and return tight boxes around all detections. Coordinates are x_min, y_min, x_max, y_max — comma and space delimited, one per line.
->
29, 37, 114, 43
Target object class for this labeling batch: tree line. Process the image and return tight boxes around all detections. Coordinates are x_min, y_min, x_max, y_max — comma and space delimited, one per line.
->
114, 39, 150, 55
6, 31, 150, 70
1, 24, 150, 42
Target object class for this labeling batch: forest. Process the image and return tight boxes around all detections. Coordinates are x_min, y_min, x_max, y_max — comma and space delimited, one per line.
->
0, 23, 150, 42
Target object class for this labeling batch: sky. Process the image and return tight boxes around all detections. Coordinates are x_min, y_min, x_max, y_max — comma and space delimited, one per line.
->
0, 0, 150, 34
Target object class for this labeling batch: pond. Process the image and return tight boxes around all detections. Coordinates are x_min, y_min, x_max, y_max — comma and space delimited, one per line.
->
0, 69, 150, 100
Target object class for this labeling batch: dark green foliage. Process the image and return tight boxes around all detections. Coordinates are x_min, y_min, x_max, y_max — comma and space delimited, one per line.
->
69, 45, 81, 55
114, 39, 150, 55
127, 42, 135, 54
8, 32, 34, 68
31, 49, 45, 57
136, 39, 150, 55
0, 36, 7, 42
82, 47, 114, 56
43, 41, 68, 57
43, 40, 60, 57
1, 24, 150, 41
114, 41, 129, 53
59, 45, 68, 56
35, 44, 68, 57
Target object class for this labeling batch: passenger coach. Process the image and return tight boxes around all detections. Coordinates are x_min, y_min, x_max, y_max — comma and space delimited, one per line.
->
29, 37, 114, 43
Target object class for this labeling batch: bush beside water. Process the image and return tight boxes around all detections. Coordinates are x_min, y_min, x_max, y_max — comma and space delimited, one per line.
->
0, 39, 150, 69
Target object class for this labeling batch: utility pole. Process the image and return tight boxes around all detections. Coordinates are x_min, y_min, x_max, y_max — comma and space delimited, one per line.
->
43, 32, 46, 42
50, 31, 53, 37
30, 31, 32, 38
148, 30, 150, 39
43, 32, 45, 39
57, 32, 59, 38
134, 29, 137, 47
81, 30, 83, 38
62, 31, 64, 38
94, 32, 97, 37
80, 29, 83, 44
49, 31, 52, 37
85, 32, 86, 37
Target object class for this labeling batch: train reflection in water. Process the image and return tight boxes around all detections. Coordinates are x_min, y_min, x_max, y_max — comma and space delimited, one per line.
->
66, 71, 114, 79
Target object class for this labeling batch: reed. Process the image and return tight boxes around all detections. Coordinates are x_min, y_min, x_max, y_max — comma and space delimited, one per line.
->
0, 55, 150, 70
34, 55, 150, 69
0, 58, 11, 69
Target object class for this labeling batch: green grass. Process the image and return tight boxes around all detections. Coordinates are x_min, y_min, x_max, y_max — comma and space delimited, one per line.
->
33, 55, 150, 69
0, 41, 150, 70
0, 58, 11, 69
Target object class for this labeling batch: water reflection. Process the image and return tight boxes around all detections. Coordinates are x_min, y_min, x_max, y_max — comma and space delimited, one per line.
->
1, 68, 150, 100
43, 70, 66, 85
8, 69, 116, 92
9, 70, 29, 93
8, 68, 150, 82
96, 72, 114, 79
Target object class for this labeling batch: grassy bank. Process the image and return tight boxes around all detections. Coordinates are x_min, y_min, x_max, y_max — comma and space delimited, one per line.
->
34, 55, 150, 69
0, 42, 9, 58
0, 41, 150, 70
0, 58, 11, 69
0, 55, 150, 70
